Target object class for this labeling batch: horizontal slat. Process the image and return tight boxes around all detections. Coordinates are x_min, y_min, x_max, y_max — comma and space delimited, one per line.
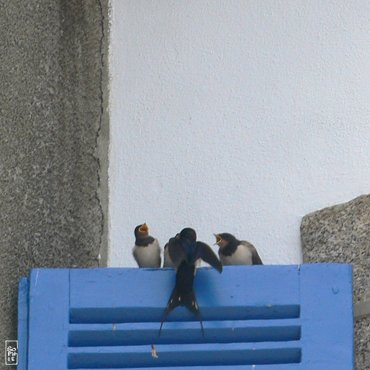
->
69, 319, 301, 346
70, 304, 300, 323
68, 342, 301, 368
70, 266, 300, 308
73, 366, 301, 370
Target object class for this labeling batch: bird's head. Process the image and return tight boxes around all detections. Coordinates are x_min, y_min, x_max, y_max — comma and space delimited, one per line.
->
179, 228, 197, 242
134, 223, 149, 238
214, 233, 237, 248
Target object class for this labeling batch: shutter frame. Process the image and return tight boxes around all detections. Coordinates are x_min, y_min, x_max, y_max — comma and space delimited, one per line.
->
18, 264, 354, 370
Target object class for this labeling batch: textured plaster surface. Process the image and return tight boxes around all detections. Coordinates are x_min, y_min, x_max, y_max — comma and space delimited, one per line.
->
0, 0, 109, 366
109, 0, 370, 267
301, 194, 370, 370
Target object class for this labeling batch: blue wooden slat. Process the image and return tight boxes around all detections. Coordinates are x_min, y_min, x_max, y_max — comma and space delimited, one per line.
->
300, 264, 354, 369
70, 266, 300, 323
17, 277, 29, 370
67, 341, 302, 368
69, 319, 301, 346
74, 367, 301, 370
27, 269, 70, 370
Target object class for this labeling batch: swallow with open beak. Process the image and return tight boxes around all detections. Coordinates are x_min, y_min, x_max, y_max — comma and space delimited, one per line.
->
159, 228, 222, 336
214, 232, 263, 265
132, 223, 161, 268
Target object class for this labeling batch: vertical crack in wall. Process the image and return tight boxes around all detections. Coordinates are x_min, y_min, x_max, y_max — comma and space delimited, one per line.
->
95, 0, 109, 267
93, 0, 105, 266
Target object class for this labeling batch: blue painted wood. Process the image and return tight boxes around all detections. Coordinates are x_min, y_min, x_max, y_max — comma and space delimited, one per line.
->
67, 342, 302, 368
70, 266, 300, 323
19, 264, 354, 369
68, 319, 301, 346
74, 367, 300, 370
300, 264, 354, 369
27, 269, 70, 370
17, 278, 29, 370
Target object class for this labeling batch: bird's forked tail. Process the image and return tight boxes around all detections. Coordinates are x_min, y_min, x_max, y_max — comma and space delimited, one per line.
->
159, 286, 204, 337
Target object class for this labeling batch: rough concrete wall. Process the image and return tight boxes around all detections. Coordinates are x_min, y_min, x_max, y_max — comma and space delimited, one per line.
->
0, 0, 109, 366
301, 194, 370, 370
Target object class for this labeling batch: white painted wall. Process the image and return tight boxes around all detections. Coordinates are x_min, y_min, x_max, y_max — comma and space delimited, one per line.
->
109, 0, 370, 267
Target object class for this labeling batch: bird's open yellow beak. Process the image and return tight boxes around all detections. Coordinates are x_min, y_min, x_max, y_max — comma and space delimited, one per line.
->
139, 223, 149, 233
214, 233, 222, 245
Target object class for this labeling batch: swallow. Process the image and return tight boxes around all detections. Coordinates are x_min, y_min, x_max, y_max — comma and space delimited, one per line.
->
132, 223, 161, 268
167, 228, 223, 272
163, 236, 202, 268
159, 228, 222, 336
214, 232, 263, 265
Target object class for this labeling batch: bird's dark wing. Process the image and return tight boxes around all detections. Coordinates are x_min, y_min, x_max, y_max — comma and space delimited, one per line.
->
244, 242, 263, 265
157, 254, 162, 268
252, 249, 263, 264
167, 237, 186, 268
196, 241, 223, 273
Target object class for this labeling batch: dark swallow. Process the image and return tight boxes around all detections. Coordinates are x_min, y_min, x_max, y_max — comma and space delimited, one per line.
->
132, 223, 161, 268
167, 228, 222, 272
159, 228, 222, 336
214, 232, 263, 265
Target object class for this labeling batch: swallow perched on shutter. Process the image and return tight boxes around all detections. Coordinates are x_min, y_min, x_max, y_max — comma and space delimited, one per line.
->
214, 232, 263, 265
159, 228, 222, 336
163, 233, 202, 269
132, 223, 161, 268
167, 228, 222, 271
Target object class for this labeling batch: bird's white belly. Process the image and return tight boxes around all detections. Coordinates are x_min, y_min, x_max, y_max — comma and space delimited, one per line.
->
221, 245, 253, 265
133, 241, 160, 267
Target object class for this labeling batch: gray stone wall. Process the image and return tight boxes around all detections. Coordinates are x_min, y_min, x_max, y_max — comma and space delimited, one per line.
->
301, 194, 370, 370
0, 1, 109, 367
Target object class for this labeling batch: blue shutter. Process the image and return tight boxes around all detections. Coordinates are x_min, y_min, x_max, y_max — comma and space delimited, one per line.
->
18, 264, 353, 370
